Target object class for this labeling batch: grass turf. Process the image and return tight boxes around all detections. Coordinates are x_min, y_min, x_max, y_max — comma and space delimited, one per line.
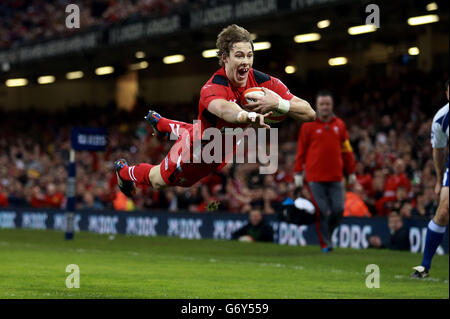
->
0, 229, 448, 299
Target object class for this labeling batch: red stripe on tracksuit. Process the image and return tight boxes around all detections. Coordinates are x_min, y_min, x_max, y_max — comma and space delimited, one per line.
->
304, 182, 327, 249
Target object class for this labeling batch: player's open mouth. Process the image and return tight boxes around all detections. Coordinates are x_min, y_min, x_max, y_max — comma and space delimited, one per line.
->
237, 67, 249, 81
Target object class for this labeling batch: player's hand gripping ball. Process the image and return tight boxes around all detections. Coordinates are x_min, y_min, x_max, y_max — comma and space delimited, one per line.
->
241, 87, 288, 124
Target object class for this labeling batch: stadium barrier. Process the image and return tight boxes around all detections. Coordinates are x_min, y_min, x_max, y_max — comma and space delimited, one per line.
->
0, 208, 447, 254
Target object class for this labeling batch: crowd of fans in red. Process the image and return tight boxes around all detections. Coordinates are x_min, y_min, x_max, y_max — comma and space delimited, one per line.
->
0, 67, 447, 220
0, 0, 218, 49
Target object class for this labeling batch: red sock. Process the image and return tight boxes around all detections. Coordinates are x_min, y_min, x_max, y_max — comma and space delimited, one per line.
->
119, 164, 154, 186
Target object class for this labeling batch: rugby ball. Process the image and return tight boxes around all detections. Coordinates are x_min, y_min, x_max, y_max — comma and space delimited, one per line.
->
241, 87, 288, 124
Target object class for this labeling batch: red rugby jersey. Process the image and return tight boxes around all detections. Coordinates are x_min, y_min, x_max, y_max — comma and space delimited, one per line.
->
198, 67, 294, 132
294, 116, 356, 182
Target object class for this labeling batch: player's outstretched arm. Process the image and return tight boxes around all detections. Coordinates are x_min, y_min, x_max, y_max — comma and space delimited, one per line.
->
286, 96, 316, 123
207, 98, 271, 129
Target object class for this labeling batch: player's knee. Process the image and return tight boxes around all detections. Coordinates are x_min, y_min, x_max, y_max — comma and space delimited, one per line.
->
435, 212, 449, 226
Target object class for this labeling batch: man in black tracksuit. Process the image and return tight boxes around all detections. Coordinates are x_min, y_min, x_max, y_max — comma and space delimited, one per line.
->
369, 211, 410, 251
232, 208, 274, 242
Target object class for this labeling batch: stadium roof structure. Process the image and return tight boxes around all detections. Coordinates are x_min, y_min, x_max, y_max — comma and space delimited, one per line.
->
0, 0, 448, 83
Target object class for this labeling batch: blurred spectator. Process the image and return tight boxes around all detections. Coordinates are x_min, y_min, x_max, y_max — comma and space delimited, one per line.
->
390, 186, 410, 212
376, 185, 411, 216
383, 159, 411, 200
231, 208, 274, 242
343, 183, 371, 217
355, 162, 374, 197
45, 183, 64, 209
411, 193, 434, 220
221, 180, 251, 213
113, 190, 135, 211
0, 0, 192, 49
81, 193, 104, 210
369, 211, 410, 251
178, 185, 204, 212
262, 187, 280, 214
165, 189, 178, 212
30, 185, 46, 208
399, 201, 413, 219
249, 186, 264, 209
5, 181, 27, 207
0, 188, 8, 207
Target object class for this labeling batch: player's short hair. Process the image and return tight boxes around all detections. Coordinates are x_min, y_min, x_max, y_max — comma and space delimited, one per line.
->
445, 79, 449, 89
216, 24, 254, 66
316, 90, 334, 100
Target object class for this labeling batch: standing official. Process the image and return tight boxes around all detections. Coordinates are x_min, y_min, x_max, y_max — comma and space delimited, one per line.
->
294, 91, 356, 252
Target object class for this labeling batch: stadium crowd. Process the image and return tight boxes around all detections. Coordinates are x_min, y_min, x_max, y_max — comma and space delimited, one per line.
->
0, 0, 221, 49
0, 67, 447, 221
